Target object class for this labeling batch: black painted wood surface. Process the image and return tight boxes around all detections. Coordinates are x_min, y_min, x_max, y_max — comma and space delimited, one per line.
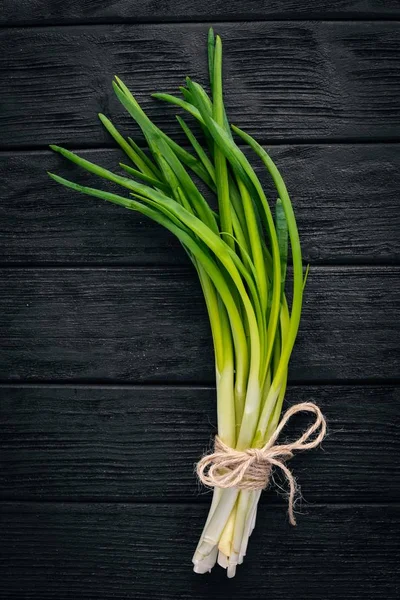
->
1, 22, 400, 149
2, 1, 400, 26
0, 2, 399, 599
1, 385, 398, 502
0, 503, 398, 600
2, 145, 399, 265
1, 267, 399, 382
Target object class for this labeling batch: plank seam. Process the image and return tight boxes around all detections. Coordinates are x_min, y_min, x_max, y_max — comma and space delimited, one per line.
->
0, 379, 399, 387
2, 139, 400, 154
1, 18, 400, 29
0, 500, 398, 507
1, 381, 399, 389
0, 265, 398, 272
0, 261, 398, 269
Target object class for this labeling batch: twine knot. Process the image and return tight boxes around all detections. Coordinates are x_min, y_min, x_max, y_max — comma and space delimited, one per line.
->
196, 402, 326, 525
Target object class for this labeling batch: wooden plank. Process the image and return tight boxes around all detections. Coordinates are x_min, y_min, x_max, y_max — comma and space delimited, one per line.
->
2, 1, 400, 26
0, 502, 398, 599
1, 22, 399, 148
2, 144, 399, 265
0, 266, 398, 382
0, 384, 398, 502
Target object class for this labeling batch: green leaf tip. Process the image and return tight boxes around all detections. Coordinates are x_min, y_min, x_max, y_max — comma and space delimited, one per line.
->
47, 171, 64, 184
49, 145, 77, 160
303, 264, 311, 291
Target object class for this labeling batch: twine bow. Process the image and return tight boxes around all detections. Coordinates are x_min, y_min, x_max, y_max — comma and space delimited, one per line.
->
196, 402, 327, 525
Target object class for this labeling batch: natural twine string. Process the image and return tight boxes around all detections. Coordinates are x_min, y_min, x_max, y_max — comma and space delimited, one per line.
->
196, 402, 327, 525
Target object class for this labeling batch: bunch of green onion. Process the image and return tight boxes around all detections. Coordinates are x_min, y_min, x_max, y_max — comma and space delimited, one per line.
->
48, 29, 307, 577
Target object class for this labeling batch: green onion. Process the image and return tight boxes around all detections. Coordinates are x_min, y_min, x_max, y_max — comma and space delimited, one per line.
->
48, 29, 307, 577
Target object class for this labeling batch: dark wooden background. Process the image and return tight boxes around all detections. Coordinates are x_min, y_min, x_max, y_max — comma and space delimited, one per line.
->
1, 2, 399, 598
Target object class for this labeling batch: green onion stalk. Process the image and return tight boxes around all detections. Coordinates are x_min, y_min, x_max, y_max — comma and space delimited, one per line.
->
48, 29, 306, 577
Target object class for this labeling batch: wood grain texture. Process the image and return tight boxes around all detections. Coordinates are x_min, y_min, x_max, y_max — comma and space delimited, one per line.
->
1, 4, 399, 598
0, 266, 398, 382
0, 502, 398, 599
1, 22, 400, 148
0, 384, 398, 502
2, 144, 399, 265
2, 0, 400, 26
